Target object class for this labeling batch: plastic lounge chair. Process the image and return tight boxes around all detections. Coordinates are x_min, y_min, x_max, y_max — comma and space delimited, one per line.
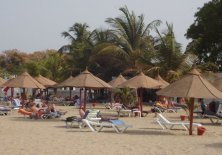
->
98, 120, 132, 133
11, 99, 22, 110
154, 105, 177, 113
41, 110, 66, 120
82, 118, 132, 133
155, 114, 202, 130
65, 109, 100, 128
0, 106, 11, 115
204, 104, 222, 125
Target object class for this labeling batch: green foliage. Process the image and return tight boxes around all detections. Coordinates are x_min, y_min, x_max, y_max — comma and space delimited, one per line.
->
186, 0, 222, 71
114, 87, 137, 106
0, 50, 26, 75
99, 6, 161, 75
182, 98, 200, 116
62, 23, 94, 75
152, 23, 190, 82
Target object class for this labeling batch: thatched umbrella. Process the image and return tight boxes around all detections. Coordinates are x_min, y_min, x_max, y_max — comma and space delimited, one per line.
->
157, 69, 222, 135
35, 74, 57, 97
54, 76, 73, 88
35, 75, 57, 87
109, 74, 126, 88
155, 75, 169, 88
1, 72, 45, 101
109, 74, 127, 103
54, 76, 74, 98
212, 77, 222, 91
2, 72, 45, 89
60, 69, 112, 111
118, 72, 161, 113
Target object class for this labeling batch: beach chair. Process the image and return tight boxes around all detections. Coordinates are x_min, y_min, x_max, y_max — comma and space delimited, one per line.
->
82, 117, 132, 133
0, 106, 11, 115
155, 114, 202, 130
204, 104, 222, 125
11, 99, 22, 110
153, 105, 178, 113
65, 109, 99, 128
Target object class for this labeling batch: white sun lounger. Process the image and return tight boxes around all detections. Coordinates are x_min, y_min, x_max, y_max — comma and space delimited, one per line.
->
155, 114, 202, 130
82, 118, 132, 133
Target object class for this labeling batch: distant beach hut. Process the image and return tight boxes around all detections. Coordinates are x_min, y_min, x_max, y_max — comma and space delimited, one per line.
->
157, 69, 222, 135
118, 72, 161, 114
62, 68, 112, 111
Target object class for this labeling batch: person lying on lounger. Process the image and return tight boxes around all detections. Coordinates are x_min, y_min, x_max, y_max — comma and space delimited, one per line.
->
43, 101, 67, 118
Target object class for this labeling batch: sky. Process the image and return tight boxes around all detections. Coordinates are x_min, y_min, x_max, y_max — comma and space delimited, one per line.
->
0, 0, 211, 53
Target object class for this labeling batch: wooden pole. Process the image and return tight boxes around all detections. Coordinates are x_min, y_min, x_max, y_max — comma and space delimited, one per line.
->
189, 98, 195, 135
11, 87, 14, 97
69, 87, 72, 100
84, 88, 87, 112
140, 88, 143, 116
79, 88, 82, 109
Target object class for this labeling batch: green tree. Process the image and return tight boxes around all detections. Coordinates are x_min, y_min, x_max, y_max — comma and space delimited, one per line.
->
62, 23, 94, 75
186, 0, 222, 71
154, 23, 189, 82
114, 87, 137, 106
89, 29, 127, 81
0, 49, 27, 75
98, 6, 161, 75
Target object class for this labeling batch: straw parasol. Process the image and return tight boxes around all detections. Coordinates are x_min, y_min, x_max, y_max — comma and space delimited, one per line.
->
109, 74, 127, 103
0, 77, 6, 86
155, 75, 169, 88
54, 76, 73, 88
62, 69, 112, 111
35, 75, 57, 88
109, 74, 126, 88
212, 77, 222, 91
53, 76, 74, 98
2, 72, 45, 89
118, 72, 161, 113
157, 69, 222, 135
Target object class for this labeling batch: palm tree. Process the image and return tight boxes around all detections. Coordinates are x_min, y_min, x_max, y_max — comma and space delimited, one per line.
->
154, 23, 191, 82
61, 23, 94, 75
97, 6, 161, 75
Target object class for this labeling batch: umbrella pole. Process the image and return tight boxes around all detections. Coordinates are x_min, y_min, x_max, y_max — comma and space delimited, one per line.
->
79, 89, 82, 109
84, 88, 87, 112
189, 98, 194, 135
140, 88, 143, 116
11, 88, 14, 98
69, 87, 72, 100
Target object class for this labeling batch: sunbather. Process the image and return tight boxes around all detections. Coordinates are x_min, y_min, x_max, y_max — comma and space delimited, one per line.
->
50, 102, 67, 116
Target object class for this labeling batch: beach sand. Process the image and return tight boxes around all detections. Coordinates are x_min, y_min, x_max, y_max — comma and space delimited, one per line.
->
0, 104, 221, 155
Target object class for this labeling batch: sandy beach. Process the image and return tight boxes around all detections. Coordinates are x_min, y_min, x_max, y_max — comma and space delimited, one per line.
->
0, 104, 222, 155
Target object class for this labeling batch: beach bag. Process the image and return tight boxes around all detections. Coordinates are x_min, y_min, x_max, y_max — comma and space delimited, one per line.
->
66, 116, 77, 122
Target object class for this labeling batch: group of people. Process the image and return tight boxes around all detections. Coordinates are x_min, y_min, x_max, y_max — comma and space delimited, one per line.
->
21, 98, 67, 119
